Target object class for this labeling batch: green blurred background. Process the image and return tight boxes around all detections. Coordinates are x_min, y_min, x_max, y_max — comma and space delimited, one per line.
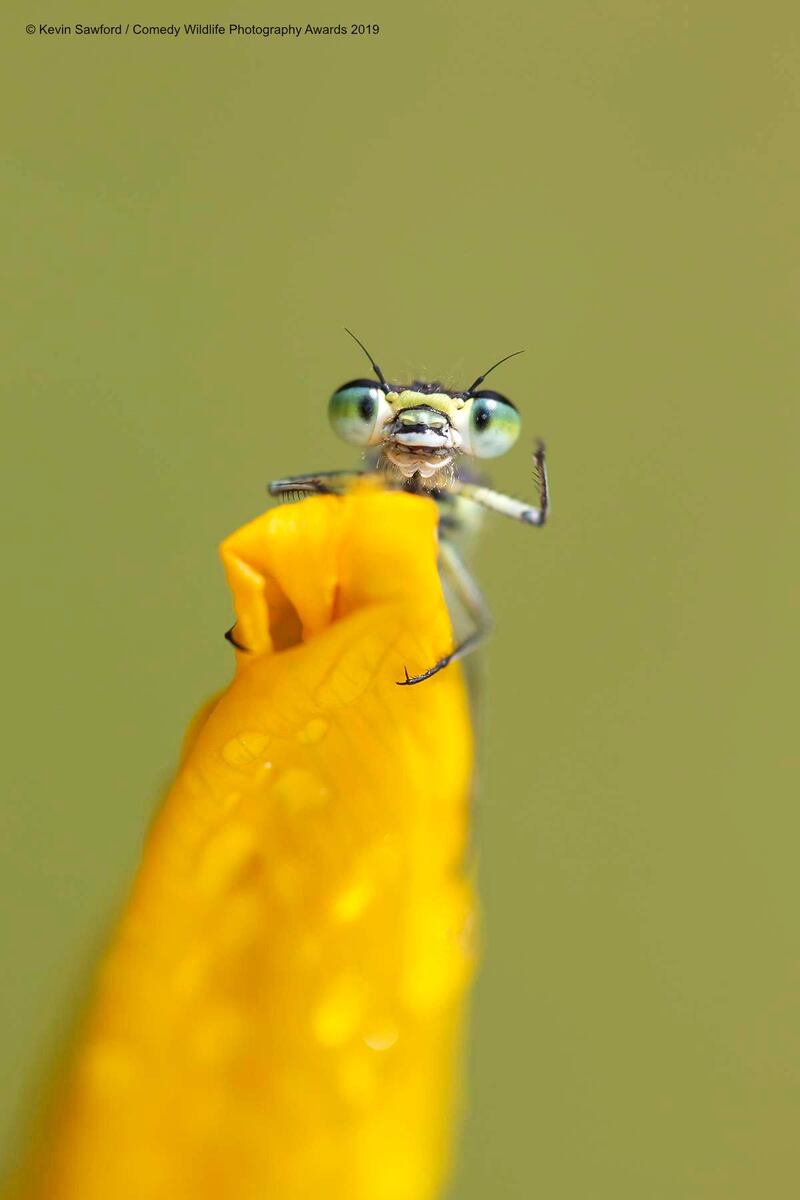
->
2, 1, 798, 1195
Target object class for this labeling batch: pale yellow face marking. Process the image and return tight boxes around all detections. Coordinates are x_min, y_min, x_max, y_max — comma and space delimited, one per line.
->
386, 390, 466, 420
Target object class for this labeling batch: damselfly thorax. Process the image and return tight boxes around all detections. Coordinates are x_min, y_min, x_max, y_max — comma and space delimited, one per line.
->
230, 332, 550, 684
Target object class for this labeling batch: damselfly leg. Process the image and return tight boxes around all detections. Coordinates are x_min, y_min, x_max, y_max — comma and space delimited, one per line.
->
397, 539, 491, 686
450, 441, 549, 526
268, 470, 371, 500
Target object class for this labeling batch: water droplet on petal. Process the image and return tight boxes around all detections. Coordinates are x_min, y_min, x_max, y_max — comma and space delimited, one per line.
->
274, 767, 329, 815
364, 1024, 399, 1052
331, 877, 374, 923
196, 824, 259, 897
296, 717, 329, 745
222, 731, 269, 767
215, 790, 241, 818
312, 974, 365, 1047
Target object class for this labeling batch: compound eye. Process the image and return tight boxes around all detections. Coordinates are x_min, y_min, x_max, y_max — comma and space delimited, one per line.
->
463, 391, 521, 458
328, 380, 389, 446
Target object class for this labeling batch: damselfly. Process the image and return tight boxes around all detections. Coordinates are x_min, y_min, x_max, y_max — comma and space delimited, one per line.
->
242, 331, 549, 685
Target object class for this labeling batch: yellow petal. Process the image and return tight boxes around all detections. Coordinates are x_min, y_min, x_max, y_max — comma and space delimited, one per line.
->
11, 488, 476, 1200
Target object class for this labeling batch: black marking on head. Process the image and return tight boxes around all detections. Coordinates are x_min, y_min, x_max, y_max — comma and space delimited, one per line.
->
337, 378, 382, 392
470, 388, 518, 413
408, 380, 451, 395
392, 402, 454, 423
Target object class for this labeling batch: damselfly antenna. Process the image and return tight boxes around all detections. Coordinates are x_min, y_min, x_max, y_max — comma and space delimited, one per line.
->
465, 349, 525, 394
344, 328, 389, 392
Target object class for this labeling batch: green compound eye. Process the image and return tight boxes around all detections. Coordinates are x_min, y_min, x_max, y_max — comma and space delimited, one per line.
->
465, 391, 521, 458
329, 379, 387, 446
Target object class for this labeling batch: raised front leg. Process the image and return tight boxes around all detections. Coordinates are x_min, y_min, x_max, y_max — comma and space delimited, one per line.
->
450, 440, 550, 527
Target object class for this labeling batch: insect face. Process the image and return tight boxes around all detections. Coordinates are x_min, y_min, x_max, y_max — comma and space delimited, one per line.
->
329, 380, 521, 485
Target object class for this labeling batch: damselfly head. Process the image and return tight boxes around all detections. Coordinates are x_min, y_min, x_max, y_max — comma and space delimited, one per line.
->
329, 333, 523, 488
